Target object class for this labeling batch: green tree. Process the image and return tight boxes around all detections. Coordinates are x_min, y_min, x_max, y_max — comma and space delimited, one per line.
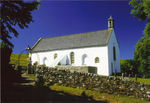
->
129, 0, 150, 36
0, 0, 39, 47
0, 42, 12, 74
129, 0, 150, 77
134, 37, 150, 77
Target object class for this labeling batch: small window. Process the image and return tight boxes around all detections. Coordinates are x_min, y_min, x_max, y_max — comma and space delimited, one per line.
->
43, 57, 47, 65
95, 57, 99, 63
82, 54, 87, 65
54, 53, 57, 59
70, 52, 74, 64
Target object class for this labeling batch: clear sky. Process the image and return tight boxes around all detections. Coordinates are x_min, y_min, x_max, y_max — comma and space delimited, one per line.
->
11, 1, 146, 59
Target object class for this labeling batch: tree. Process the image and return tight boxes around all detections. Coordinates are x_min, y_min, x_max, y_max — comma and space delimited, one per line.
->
129, 0, 150, 36
134, 37, 150, 77
0, 0, 39, 47
129, 0, 150, 77
1, 42, 13, 82
0, 42, 12, 68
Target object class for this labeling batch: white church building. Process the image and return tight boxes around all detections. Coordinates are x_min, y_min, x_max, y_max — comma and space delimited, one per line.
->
30, 16, 120, 76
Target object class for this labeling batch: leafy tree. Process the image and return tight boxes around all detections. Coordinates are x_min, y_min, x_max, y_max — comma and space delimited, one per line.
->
129, 0, 150, 77
129, 0, 150, 36
0, 42, 12, 74
0, 41, 10, 48
0, 1, 39, 87
134, 37, 150, 77
1, 42, 22, 89
0, 0, 39, 47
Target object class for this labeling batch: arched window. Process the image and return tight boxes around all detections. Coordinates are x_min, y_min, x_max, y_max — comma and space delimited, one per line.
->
95, 57, 99, 63
43, 57, 47, 65
54, 53, 57, 59
70, 52, 74, 64
113, 46, 116, 61
82, 54, 87, 65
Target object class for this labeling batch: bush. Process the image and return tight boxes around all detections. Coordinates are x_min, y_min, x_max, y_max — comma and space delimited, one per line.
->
120, 59, 137, 77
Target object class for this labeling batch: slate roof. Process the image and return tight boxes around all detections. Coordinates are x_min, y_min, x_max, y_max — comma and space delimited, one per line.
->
31, 29, 112, 52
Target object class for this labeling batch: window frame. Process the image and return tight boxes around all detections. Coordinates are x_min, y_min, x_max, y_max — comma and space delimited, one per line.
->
70, 52, 74, 64
95, 57, 99, 63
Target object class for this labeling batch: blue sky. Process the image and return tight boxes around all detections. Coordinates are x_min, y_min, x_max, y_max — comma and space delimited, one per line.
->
11, 1, 146, 59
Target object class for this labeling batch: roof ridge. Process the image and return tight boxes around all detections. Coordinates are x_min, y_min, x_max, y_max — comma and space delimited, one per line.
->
43, 29, 108, 40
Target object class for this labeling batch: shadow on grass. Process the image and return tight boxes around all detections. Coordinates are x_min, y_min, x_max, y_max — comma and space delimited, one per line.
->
2, 73, 108, 103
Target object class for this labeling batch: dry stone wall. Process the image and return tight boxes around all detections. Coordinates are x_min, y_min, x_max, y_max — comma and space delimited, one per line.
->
35, 65, 150, 101
56, 66, 97, 74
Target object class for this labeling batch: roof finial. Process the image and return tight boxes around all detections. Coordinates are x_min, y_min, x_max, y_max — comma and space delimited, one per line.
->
108, 16, 114, 29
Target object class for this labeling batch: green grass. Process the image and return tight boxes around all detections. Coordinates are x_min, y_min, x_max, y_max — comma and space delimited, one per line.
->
50, 85, 83, 95
130, 77, 150, 84
9, 54, 29, 66
50, 85, 150, 103
116, 76, 150, 85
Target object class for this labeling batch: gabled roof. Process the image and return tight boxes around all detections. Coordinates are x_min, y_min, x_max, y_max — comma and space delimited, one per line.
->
31, 29, 113, 52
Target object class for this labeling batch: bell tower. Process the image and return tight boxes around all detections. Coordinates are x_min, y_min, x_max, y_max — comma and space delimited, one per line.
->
108, 16, 114, 29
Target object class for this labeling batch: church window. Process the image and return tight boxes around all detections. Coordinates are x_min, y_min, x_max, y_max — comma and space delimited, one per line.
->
95, 57, 99, 63
82, 54, 87, 65
113, 46, 116, 61
70, 52, 74, 64
43, 57, 47, 65
54, 53, 57, 59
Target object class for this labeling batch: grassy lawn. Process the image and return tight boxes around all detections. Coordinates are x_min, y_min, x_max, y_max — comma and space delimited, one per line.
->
116, 76, 150, 85
130, 77, 150, 84
50, 84, 150, 103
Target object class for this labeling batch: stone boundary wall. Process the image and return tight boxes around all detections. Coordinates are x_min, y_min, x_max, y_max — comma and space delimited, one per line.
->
35, 66, 150, 101
56, 66, 97, 74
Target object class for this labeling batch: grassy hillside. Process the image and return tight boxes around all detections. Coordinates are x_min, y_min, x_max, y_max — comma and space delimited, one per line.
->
9, 54, 29, 66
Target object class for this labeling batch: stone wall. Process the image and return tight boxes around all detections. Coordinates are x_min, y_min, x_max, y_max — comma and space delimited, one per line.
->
56, 66, 97, 74
35, 65, 150, 101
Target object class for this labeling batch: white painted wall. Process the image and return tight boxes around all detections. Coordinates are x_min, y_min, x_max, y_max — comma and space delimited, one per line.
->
107, 29, 120, 75
30, 29, 120, 76
31, 46, 110, 76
